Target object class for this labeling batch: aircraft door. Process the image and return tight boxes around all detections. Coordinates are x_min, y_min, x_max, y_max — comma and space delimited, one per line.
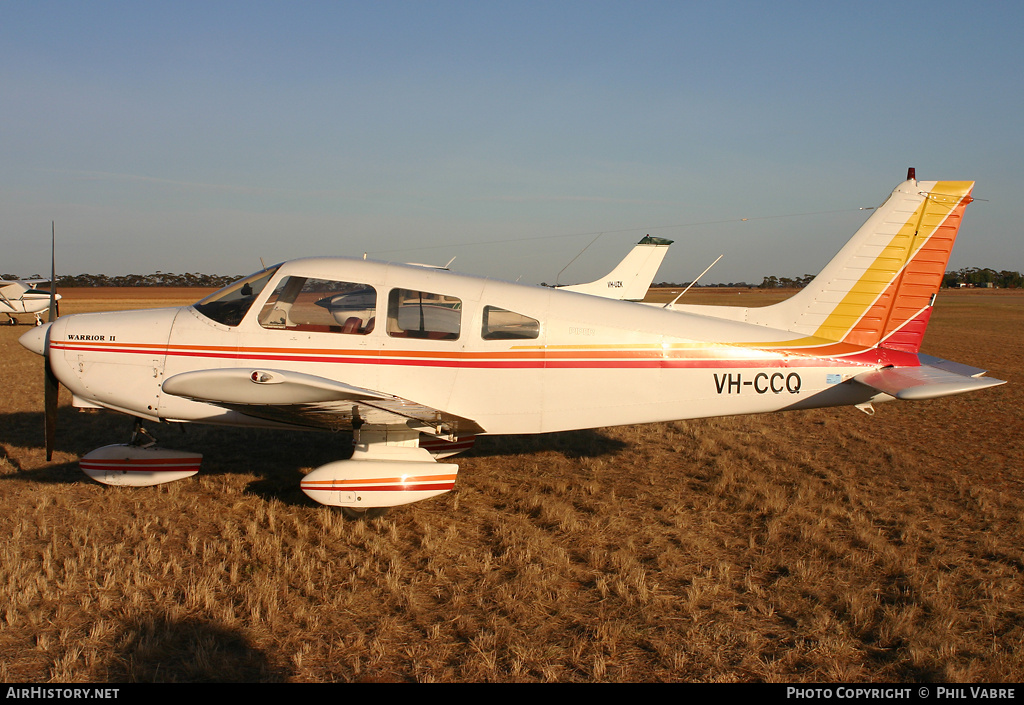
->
246, 275, 381, 393
449, 288, 547, 434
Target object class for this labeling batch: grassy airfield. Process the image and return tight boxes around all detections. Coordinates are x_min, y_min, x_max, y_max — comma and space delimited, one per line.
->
0, 287, 1021, 682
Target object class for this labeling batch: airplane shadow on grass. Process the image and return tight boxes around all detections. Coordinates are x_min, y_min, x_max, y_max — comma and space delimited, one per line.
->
108, 611, 290, 683
0, 408, 628, 507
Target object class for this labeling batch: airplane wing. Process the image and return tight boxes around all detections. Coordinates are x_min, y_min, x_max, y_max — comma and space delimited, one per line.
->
23, 279, 52, 289
162, 368, 485, 435
1, 280, 30, 300
853, 355, 1005, 401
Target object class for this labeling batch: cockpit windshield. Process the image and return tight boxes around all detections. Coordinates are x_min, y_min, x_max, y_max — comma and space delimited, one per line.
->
192, 265, 281, 327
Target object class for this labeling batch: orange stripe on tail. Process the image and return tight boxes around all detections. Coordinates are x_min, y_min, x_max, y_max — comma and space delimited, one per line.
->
837, 183, 973, 351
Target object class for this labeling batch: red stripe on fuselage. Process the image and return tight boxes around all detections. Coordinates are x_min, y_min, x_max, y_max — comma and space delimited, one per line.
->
51, 341, 915, 370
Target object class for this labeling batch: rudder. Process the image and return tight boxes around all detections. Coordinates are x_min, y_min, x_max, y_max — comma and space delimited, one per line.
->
751, 173, 974, 352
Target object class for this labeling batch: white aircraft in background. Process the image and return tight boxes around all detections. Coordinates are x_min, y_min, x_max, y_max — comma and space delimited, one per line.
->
558, 234, 673, 301
20, 171, 1004, 516
1, 279, 60, 325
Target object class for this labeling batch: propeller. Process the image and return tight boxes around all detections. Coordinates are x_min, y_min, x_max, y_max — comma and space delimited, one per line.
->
44, 222, 58, 461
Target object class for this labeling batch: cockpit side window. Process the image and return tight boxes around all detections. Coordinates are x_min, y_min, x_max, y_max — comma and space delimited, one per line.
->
387, 288, 461, 340
258, 276, 376, 334
193, 266, 279, 327
481, 306, 540, 340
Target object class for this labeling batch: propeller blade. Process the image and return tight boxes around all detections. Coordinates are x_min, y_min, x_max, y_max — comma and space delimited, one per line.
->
48, 222, 57, 323
44, 355, 58, 461
44, 221, 59, 460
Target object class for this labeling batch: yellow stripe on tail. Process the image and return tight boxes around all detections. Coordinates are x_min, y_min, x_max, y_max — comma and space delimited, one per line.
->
812, 180, 973, 351
739, 175, 975, 353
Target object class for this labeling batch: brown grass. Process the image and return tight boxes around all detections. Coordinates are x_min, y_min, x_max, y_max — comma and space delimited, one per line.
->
0, 288, 1021, 682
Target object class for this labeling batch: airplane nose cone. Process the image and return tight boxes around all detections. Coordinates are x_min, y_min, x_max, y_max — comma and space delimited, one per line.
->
19, 322, 51, 356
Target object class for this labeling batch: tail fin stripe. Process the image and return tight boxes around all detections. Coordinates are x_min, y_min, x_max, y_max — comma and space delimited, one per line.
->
673, 177, 975, 357
810, 181, 973, 348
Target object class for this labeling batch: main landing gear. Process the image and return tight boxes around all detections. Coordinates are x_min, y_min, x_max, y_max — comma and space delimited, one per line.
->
78, 421, 202, 487
300, 425, 460, 516
74, 420, 459, 518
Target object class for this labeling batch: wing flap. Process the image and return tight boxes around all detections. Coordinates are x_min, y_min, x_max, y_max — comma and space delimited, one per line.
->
853, 359, 1005, 401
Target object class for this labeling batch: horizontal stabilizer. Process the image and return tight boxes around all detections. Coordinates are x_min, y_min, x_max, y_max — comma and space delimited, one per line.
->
853, 359, 1005, 401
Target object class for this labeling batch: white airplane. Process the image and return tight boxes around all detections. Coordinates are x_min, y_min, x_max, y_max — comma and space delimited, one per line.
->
20, 171, 1005, 517
1, 279, 61, 325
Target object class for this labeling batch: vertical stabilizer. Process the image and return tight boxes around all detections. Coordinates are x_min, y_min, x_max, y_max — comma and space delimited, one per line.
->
749, 176, 974, 352
560, 235, 673, 301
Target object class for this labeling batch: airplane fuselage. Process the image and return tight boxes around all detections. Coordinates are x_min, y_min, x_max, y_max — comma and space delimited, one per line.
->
42, 257, 894, 436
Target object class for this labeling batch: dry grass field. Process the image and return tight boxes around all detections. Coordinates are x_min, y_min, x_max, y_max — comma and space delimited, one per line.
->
0, 287, 1021, 682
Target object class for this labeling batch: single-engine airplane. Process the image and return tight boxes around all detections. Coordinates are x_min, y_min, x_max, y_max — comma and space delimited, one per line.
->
20, 170, 1005, 516
1, 279, 60, 325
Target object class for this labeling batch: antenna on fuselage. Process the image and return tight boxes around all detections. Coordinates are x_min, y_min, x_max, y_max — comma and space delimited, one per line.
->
664, 254, 723, 308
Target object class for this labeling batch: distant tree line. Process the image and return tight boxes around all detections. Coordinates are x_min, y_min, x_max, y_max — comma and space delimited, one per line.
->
941, 267, 1022, 289
756, 268, 1023, 290
5, 267, 1022, 289
652, 281, 755, 289
1, 272, 241, 288
541, 280, 756, 288
755, 275, 815, 289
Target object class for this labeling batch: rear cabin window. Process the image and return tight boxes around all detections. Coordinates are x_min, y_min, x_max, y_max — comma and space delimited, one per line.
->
258, 276, 376, 335
387, 288, 461, 340
481, 306, 540, 340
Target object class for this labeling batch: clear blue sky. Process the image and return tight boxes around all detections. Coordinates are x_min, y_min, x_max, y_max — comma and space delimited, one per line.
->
3, 1, 1021, 285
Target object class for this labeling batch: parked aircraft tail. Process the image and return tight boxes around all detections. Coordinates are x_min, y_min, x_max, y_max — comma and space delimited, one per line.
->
560, 235, 673, 302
